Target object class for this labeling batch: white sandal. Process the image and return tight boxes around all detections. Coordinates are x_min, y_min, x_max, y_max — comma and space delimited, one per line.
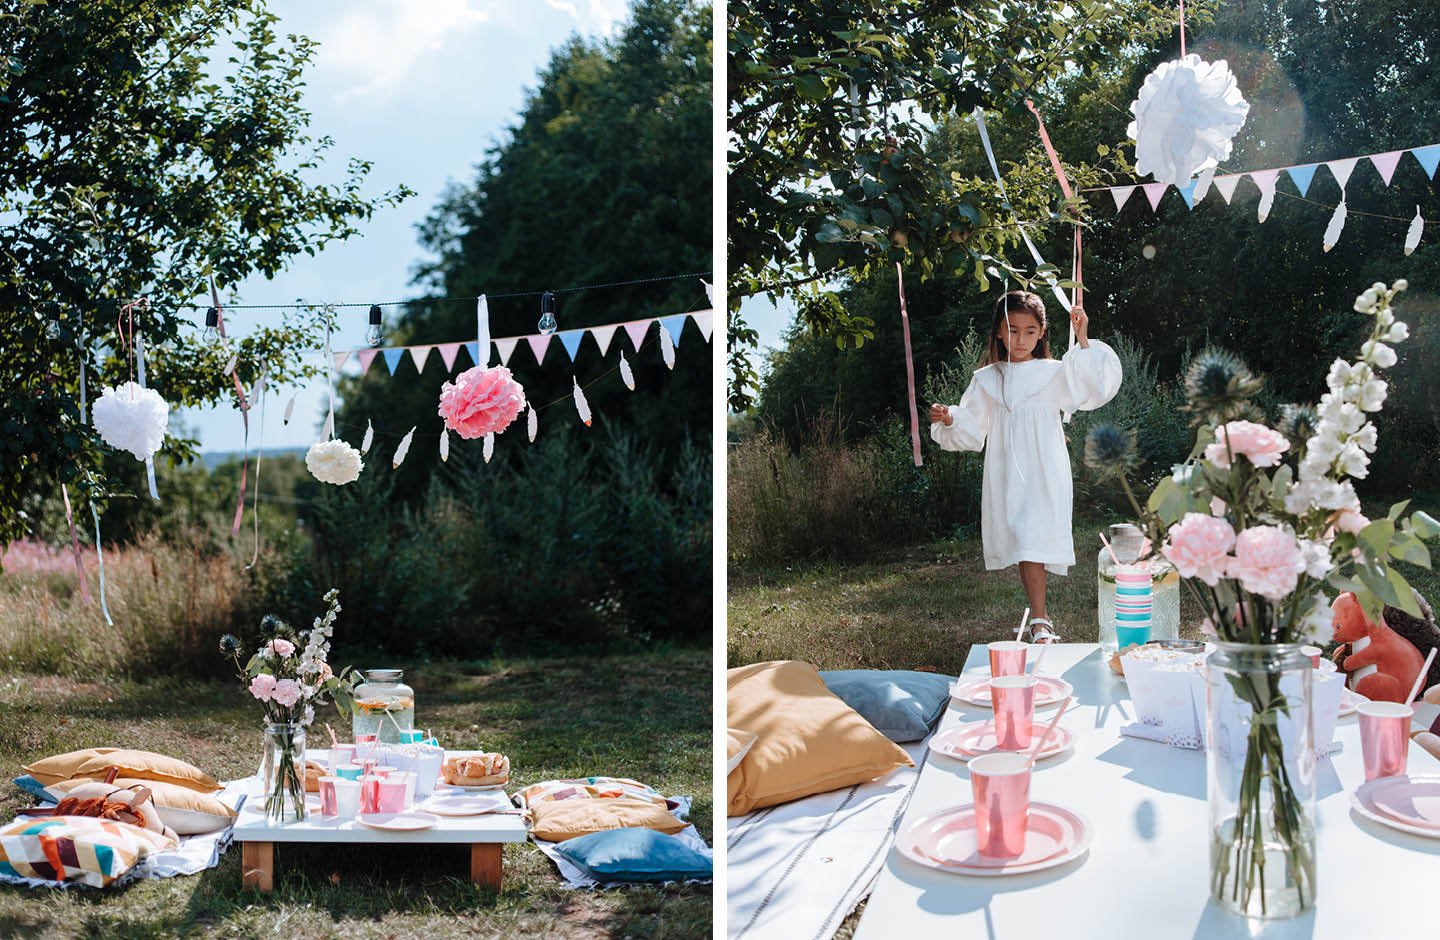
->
1027, 618, 1061, 644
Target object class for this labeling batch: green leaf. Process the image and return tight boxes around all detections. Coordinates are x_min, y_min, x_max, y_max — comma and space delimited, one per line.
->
1410, 511, 1440, 540
1357, 519, 1395, 560
1389, 531, 1431, 568
1387, 499, 1410, 521
794, 74, 829, 100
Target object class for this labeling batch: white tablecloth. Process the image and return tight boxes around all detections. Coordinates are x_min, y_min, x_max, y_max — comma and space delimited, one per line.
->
854, 644, 1440, 939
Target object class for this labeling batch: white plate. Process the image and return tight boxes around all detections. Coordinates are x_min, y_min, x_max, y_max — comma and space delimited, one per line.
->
434, 781, 508, 793
356, 811, 439, 832
420, 795, 512, 816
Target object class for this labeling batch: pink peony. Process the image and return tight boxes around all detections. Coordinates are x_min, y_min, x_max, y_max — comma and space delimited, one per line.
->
1227, 526, 1306, 600
264, 639, 295, 658
271, 678, 303, 708
437, 366, 526, 439
249, 673, 277, 701
1162, 513, 1236, 586
1204, 420, 1289, 468
1334, 508, 1370, 535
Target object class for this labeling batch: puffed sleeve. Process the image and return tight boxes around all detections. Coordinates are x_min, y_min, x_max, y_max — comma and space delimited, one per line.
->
1055, 339, 1123, 414
930, 374, 992, 452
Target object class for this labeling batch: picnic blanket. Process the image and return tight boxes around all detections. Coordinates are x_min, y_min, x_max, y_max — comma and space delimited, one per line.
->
725, 735, 930, 940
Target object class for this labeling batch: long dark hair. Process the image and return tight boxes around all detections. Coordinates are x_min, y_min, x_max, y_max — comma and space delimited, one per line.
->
980, 290, 1051, 366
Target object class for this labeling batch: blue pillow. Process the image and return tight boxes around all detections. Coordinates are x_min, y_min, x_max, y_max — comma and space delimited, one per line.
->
819, 669, 955, 742
552, 828, 711, 883
11, 776, 54, 803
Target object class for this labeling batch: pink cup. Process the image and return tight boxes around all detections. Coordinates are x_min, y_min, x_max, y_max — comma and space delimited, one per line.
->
376, 776, 408, 813
1300, 645, 1323, 669
360, 774, 383, 814
990, 675, 1037, 750
970, 752, 1031, 857
354, 734, 378, 762
318, 776, 340, 817
1358, 701, 1413, 780
370, 764, 397, 778
988, 641, 1028, 677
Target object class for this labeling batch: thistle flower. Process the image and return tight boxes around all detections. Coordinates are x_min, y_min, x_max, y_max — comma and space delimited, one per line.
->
1182, 348, 1264, 425
218, 634, 240, 656
1277, 403, 1319, 449
1084, 423, 1139, 478
260, 614, 285, 634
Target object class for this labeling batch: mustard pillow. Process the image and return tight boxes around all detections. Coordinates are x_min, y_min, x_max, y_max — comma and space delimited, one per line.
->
529, 798, 688, 843
727, 660, 913, 816
24, 749, 220, 793
726, 728, 757, 775
45, 777, 236, 835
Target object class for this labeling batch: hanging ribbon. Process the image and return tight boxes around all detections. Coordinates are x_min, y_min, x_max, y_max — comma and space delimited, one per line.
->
1179, 0, 1186, 58
894, 263, 922, 467
125, 298, 159, 501
247, 368, 267, 569
88, 502, 113, 626
211, 278, 251, 535
476, 294, 491, 367
1024, 98, 1080, 349
60, 484, 93, 605
324, 306, 337, 440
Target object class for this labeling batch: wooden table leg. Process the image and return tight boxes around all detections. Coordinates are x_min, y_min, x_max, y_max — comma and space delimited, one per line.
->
469, 843, 502, 890
242, 841, 274, 892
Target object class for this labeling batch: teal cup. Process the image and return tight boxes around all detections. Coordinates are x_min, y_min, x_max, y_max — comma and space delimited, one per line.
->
1115, 623, 1152, 647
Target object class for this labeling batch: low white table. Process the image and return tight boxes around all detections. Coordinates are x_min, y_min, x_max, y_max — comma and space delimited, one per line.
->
854, 644, 1440, 939
230, 749, 528, 892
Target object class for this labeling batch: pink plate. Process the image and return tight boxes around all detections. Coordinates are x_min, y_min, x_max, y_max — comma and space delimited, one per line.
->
952, 676, 1073, 709
929, 721, 1074, 761
356, 811, 439, 832
895, 802, 1092, 876
1338, 689, 1369, 717
1360, 776, 1440, 831
1350, 785, 1440, 840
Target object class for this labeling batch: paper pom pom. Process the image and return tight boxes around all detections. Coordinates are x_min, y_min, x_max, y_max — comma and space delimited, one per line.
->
92, 382, 169, 460
1127, 54, 1249, 187
437, 366, 526, 439
306, 439, 363, 485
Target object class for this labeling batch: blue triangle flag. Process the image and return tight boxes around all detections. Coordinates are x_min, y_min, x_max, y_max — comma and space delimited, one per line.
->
558, 330, 584, 362
382, 348, 404, 375
1177, 179, 1198, 209
1411, 145, 1440, 179
659, 314, 688, 346
1286, 164, 1318, 197
464, 341, 480, 366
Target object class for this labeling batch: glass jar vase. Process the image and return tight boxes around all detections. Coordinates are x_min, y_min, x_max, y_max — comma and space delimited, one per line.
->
1205, 642, 1317, 919
352, 669, 415, 744
261, 722, 307, 823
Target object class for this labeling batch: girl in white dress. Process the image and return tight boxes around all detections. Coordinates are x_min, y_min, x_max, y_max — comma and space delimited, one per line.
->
928, 291, 1122, 642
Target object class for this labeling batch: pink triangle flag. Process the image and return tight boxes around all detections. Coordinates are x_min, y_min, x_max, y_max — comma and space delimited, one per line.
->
590, 324, 619, 356
357, 348, 379, 375
624, 319, 653, 351
437, 343, 461, 371
409, 346, 432, 373
1110, 186, 1136, 212
1327, 157, 1360, 191
1141, 182, 1167, 211
1212, 175, 1240, 204
332, 349, 351, 371
1370, 150, 1403, 185
495, 337, 518, 366
691, 310, 713, 341
526, 333, 551, 365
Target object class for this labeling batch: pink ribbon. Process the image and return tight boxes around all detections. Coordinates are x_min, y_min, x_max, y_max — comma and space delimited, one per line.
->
895, 263, 922, 467
60, 484, 93, 605
1025, 98, 1082, 346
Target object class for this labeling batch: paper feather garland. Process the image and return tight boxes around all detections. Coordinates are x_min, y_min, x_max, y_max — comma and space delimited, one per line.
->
224, 352, 238, 376
283, 394, 296, 425
361, 419, 374, 455
439, 428, 450, 462
1322, 201, 1347, 252
619, 352, 635, 390
483, 432, 494, 463
527, 404, 538, 442
393, 426, 415, 468
1406, 206, 1424, 256
572, 377, 592, 427
659, 323, 676, 369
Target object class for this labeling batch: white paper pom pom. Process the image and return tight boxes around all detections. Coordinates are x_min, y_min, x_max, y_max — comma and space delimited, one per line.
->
92, 382, 169, 460
306, 439, 363, 485
1127, 54, 1249, 187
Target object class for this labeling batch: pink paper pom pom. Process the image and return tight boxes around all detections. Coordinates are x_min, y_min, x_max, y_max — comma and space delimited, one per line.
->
437, 366, 527, 439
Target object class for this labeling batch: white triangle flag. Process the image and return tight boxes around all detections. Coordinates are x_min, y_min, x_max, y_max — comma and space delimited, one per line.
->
1327, 157, 1359, 191
700, 279, 713, 305
1110, 186, 1136, 212
590, 324, 619, 356
691, 310, 713, 341
1212, 175, 1240, 204
495, 337, 519, 366
409, 346, 432, 373
332, 349, 351, 371
1405, 206, 1424, 256
1322, 201, 1347, 252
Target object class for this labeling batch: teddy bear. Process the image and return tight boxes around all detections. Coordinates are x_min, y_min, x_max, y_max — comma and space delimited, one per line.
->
1329, 590, 1440, 703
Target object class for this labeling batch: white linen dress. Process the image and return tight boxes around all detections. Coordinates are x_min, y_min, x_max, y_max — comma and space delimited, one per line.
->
930, 341, 1123, 575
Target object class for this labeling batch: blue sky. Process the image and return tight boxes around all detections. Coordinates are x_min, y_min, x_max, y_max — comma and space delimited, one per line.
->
183, 0, 632, 451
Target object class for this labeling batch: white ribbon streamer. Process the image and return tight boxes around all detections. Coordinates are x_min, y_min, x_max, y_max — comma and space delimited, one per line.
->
134, 325, 159, 500
477, 295, 492, 367
89, 503, 113, 626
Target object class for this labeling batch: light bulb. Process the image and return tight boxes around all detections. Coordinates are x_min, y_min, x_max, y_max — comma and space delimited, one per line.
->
538, 291, 557, 335
203, 306, 220, 344
366, 304, 384, 345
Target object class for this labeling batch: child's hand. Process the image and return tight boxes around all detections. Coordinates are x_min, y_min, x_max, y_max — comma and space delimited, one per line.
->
1069, 304, 1090, 348
929, 403, 953, 426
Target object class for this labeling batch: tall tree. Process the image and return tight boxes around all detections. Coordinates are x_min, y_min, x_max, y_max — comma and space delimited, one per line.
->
0, 0, 410, 543
335, 0, 712, 496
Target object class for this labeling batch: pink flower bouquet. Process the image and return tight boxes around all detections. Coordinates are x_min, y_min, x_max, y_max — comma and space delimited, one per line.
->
437, 366, 527, 439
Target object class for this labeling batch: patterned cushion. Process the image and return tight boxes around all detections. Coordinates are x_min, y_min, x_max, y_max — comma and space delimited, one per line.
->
0, 816, 175, 887
516, 777, 669, 810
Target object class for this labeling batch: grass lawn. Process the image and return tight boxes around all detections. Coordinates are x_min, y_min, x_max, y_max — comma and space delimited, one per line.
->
0, 650, 711, 939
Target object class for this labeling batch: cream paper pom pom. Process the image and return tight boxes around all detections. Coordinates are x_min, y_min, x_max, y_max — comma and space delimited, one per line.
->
306, 439, 363, 485
1127, 54, 1249, 187
92, 381, 169, 460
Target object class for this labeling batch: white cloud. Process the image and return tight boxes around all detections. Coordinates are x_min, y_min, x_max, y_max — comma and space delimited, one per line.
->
542, 0, 629, 35
318, 0, 498, 104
